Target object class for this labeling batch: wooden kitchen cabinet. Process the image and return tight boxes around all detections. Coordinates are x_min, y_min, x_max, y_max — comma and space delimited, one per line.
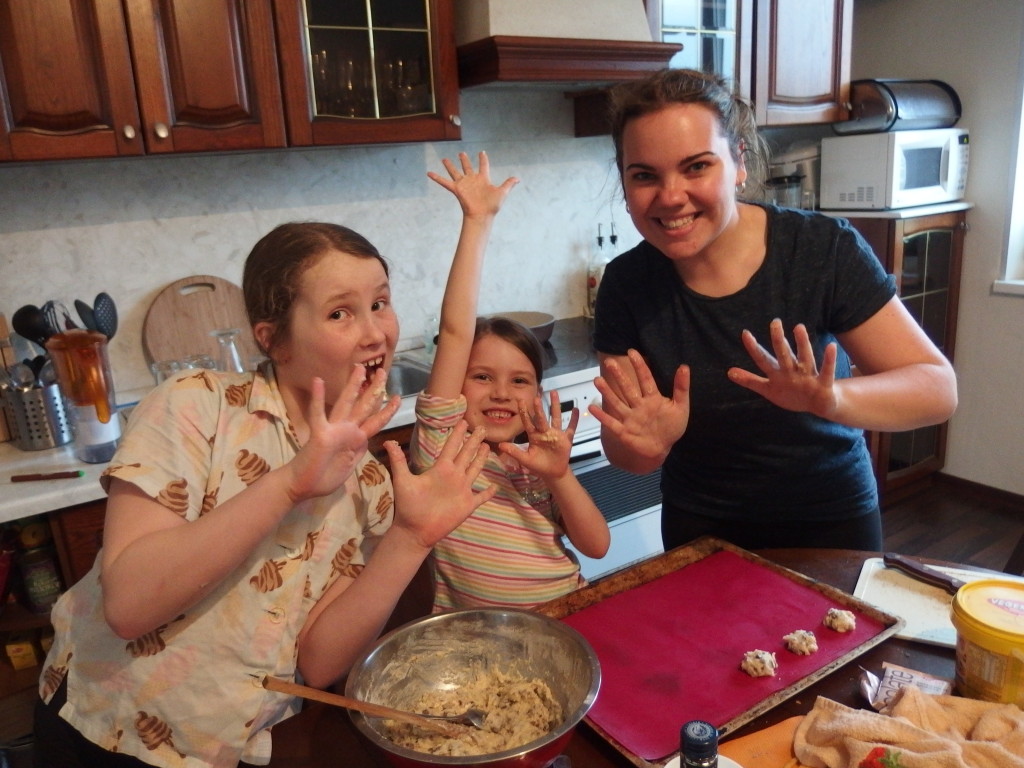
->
48, 500, 106, 588
846, 209, 967, 505
0, 0, 287, 162
647, 0, 851, 126
272, 0, 461, 147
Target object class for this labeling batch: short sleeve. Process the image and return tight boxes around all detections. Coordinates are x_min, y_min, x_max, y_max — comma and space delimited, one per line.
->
829, 219, 898, 333
101, 374, 225, 520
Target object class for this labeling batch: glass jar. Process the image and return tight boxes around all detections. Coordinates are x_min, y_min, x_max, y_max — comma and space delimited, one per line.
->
17, 546, 63, 613
45, 329, 122, 463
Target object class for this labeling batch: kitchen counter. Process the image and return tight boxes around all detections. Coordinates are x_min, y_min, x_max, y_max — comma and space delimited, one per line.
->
820, 200, 972, 219
0, 317, 601, 526
0, 441, 109, 525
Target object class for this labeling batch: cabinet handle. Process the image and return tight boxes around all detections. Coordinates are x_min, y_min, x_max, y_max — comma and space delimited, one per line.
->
154, 122, 170, 139
122, 125, 137, 140
448, 114, 462, 127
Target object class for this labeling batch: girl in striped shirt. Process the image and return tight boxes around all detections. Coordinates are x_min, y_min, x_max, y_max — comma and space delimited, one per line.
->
411, 151, 610, 612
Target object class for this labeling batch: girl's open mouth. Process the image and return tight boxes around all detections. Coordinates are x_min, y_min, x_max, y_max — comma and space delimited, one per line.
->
361, 356, 386, 394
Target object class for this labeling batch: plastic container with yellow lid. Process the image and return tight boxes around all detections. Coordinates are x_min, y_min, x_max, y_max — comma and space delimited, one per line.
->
950, 578, 1024, 704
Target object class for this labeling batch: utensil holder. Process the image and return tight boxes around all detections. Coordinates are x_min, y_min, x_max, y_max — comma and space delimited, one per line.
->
1, 383, 73, 451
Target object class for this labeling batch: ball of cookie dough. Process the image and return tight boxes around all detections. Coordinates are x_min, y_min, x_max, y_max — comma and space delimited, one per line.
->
823, 607, 857, 632
740, 649, 778, 677
782, 629, 818, 655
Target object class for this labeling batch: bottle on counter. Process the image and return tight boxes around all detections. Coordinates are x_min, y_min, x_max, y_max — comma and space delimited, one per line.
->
586, 224, 610, 318
681, 719, 719, 768
45, 329, 121, 463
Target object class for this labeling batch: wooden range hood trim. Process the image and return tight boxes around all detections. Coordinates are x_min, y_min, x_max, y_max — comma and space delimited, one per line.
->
456, 35, 681, 87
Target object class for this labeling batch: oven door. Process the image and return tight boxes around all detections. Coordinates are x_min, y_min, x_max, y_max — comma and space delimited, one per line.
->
562, 444, 664, 581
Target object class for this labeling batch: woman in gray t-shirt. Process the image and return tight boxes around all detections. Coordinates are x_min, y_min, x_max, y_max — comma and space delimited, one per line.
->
590, 69, 958, 551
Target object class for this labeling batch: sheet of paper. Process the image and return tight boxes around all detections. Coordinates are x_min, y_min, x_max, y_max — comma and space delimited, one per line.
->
853, 558, 1024, 647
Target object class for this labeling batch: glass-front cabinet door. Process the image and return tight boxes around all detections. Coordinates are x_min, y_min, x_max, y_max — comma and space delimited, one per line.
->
656, 0, 741, 85
646, 0, 851, 126
274, 0, 460, 146
846, 210, 966, 504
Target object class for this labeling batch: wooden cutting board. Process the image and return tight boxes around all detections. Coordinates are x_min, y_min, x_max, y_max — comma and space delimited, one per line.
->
142, 275, 261, 367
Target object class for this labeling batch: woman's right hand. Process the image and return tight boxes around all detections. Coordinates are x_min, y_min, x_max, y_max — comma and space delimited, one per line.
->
285, 368, 399, 503
384, 420, 496, 550
590, 349, 691, 465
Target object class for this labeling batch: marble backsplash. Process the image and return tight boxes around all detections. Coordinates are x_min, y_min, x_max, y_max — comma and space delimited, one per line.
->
0, 88, 640, 396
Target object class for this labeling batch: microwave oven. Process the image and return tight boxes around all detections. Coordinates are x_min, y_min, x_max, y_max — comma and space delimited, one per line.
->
819, 128, 969, 210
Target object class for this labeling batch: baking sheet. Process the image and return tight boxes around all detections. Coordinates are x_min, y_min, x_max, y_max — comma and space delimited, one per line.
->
853, 557, 1024, 647
537, 538, 903, 767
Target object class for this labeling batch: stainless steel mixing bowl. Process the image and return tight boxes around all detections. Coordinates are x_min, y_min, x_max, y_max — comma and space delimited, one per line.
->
344, 608, 601, 767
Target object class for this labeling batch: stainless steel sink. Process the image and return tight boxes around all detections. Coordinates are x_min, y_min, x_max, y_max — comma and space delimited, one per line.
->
387, 361, 429, 397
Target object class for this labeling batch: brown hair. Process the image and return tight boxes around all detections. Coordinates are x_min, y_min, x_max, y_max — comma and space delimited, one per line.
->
474, 317, 545, 384
607, 68, 769, 195
242, 222, 389, 356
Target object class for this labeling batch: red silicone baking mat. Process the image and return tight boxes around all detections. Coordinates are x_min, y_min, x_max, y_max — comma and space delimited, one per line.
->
539, 538, 902, 765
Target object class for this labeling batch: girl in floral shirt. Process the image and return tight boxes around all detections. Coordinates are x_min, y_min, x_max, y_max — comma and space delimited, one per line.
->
34, 222, 495, 768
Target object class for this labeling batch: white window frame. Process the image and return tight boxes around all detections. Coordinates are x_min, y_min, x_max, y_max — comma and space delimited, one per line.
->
994, 23, 1024, 296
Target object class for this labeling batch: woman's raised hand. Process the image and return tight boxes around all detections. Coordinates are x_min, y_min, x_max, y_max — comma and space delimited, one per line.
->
728, 319, 839, 418
285, 367, 400, 503
590, 350, 690, 463
498, 391, 574, 480
427, 150, 519, 218
385, 421, 496, 549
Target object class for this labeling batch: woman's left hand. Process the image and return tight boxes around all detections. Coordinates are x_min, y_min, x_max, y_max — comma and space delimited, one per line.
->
728, 319, 839, 418
497, 391, 573, 480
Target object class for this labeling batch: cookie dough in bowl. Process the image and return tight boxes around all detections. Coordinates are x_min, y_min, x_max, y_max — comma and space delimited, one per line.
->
344, 608, 601, 767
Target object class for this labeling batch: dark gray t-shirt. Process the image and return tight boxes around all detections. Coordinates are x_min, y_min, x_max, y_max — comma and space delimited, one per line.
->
593, 205, 896, 522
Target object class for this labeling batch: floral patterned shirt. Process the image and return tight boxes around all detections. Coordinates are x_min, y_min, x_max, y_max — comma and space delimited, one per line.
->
38, 364, 394, 767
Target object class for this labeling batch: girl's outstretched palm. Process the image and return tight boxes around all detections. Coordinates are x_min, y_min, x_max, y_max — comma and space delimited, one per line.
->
285, 367, 400, 503
498, 391, 574, 480
427, 151, 519, 218
386, 420, 496, 548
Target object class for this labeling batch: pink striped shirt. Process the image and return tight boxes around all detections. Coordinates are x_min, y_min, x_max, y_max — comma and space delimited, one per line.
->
411, 393, 585, 612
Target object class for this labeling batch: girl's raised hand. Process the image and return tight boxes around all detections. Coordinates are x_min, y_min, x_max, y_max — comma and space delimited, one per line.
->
385, 421, 496, 549
497, 391, 573, 480
590, 350, 690, 462
285, 367, 400, 503
427, 151, 519, 218
728, 319, 839, 418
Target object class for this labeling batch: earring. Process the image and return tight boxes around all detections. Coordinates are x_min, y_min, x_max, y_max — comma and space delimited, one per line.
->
735, 180, 747, 194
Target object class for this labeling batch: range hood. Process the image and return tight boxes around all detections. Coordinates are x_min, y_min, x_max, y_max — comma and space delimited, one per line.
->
454, 0, 681, 88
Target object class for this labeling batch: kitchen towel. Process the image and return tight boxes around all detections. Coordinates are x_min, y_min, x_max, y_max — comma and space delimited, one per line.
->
719, 715, 803, 767
794, 686, 1024, 768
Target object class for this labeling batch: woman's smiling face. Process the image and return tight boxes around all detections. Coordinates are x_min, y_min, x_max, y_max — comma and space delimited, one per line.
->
620, 102, 745, 262
461, 333, 541, 445
272, 249, 399, 404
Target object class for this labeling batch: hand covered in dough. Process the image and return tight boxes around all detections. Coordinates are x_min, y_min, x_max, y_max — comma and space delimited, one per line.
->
728, 319, 839, 419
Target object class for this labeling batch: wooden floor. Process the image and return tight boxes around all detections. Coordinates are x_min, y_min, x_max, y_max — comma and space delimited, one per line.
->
882, 474, 1024, 572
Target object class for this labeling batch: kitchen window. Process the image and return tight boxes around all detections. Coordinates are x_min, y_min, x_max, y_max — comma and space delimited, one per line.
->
995, 29, 1024, 296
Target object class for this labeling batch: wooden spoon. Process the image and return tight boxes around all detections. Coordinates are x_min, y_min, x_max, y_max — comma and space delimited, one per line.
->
261, 675, 463, 737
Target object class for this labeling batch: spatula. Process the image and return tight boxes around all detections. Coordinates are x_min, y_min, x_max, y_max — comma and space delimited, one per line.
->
260, 675, 483, 736
93, 292, 118, 339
